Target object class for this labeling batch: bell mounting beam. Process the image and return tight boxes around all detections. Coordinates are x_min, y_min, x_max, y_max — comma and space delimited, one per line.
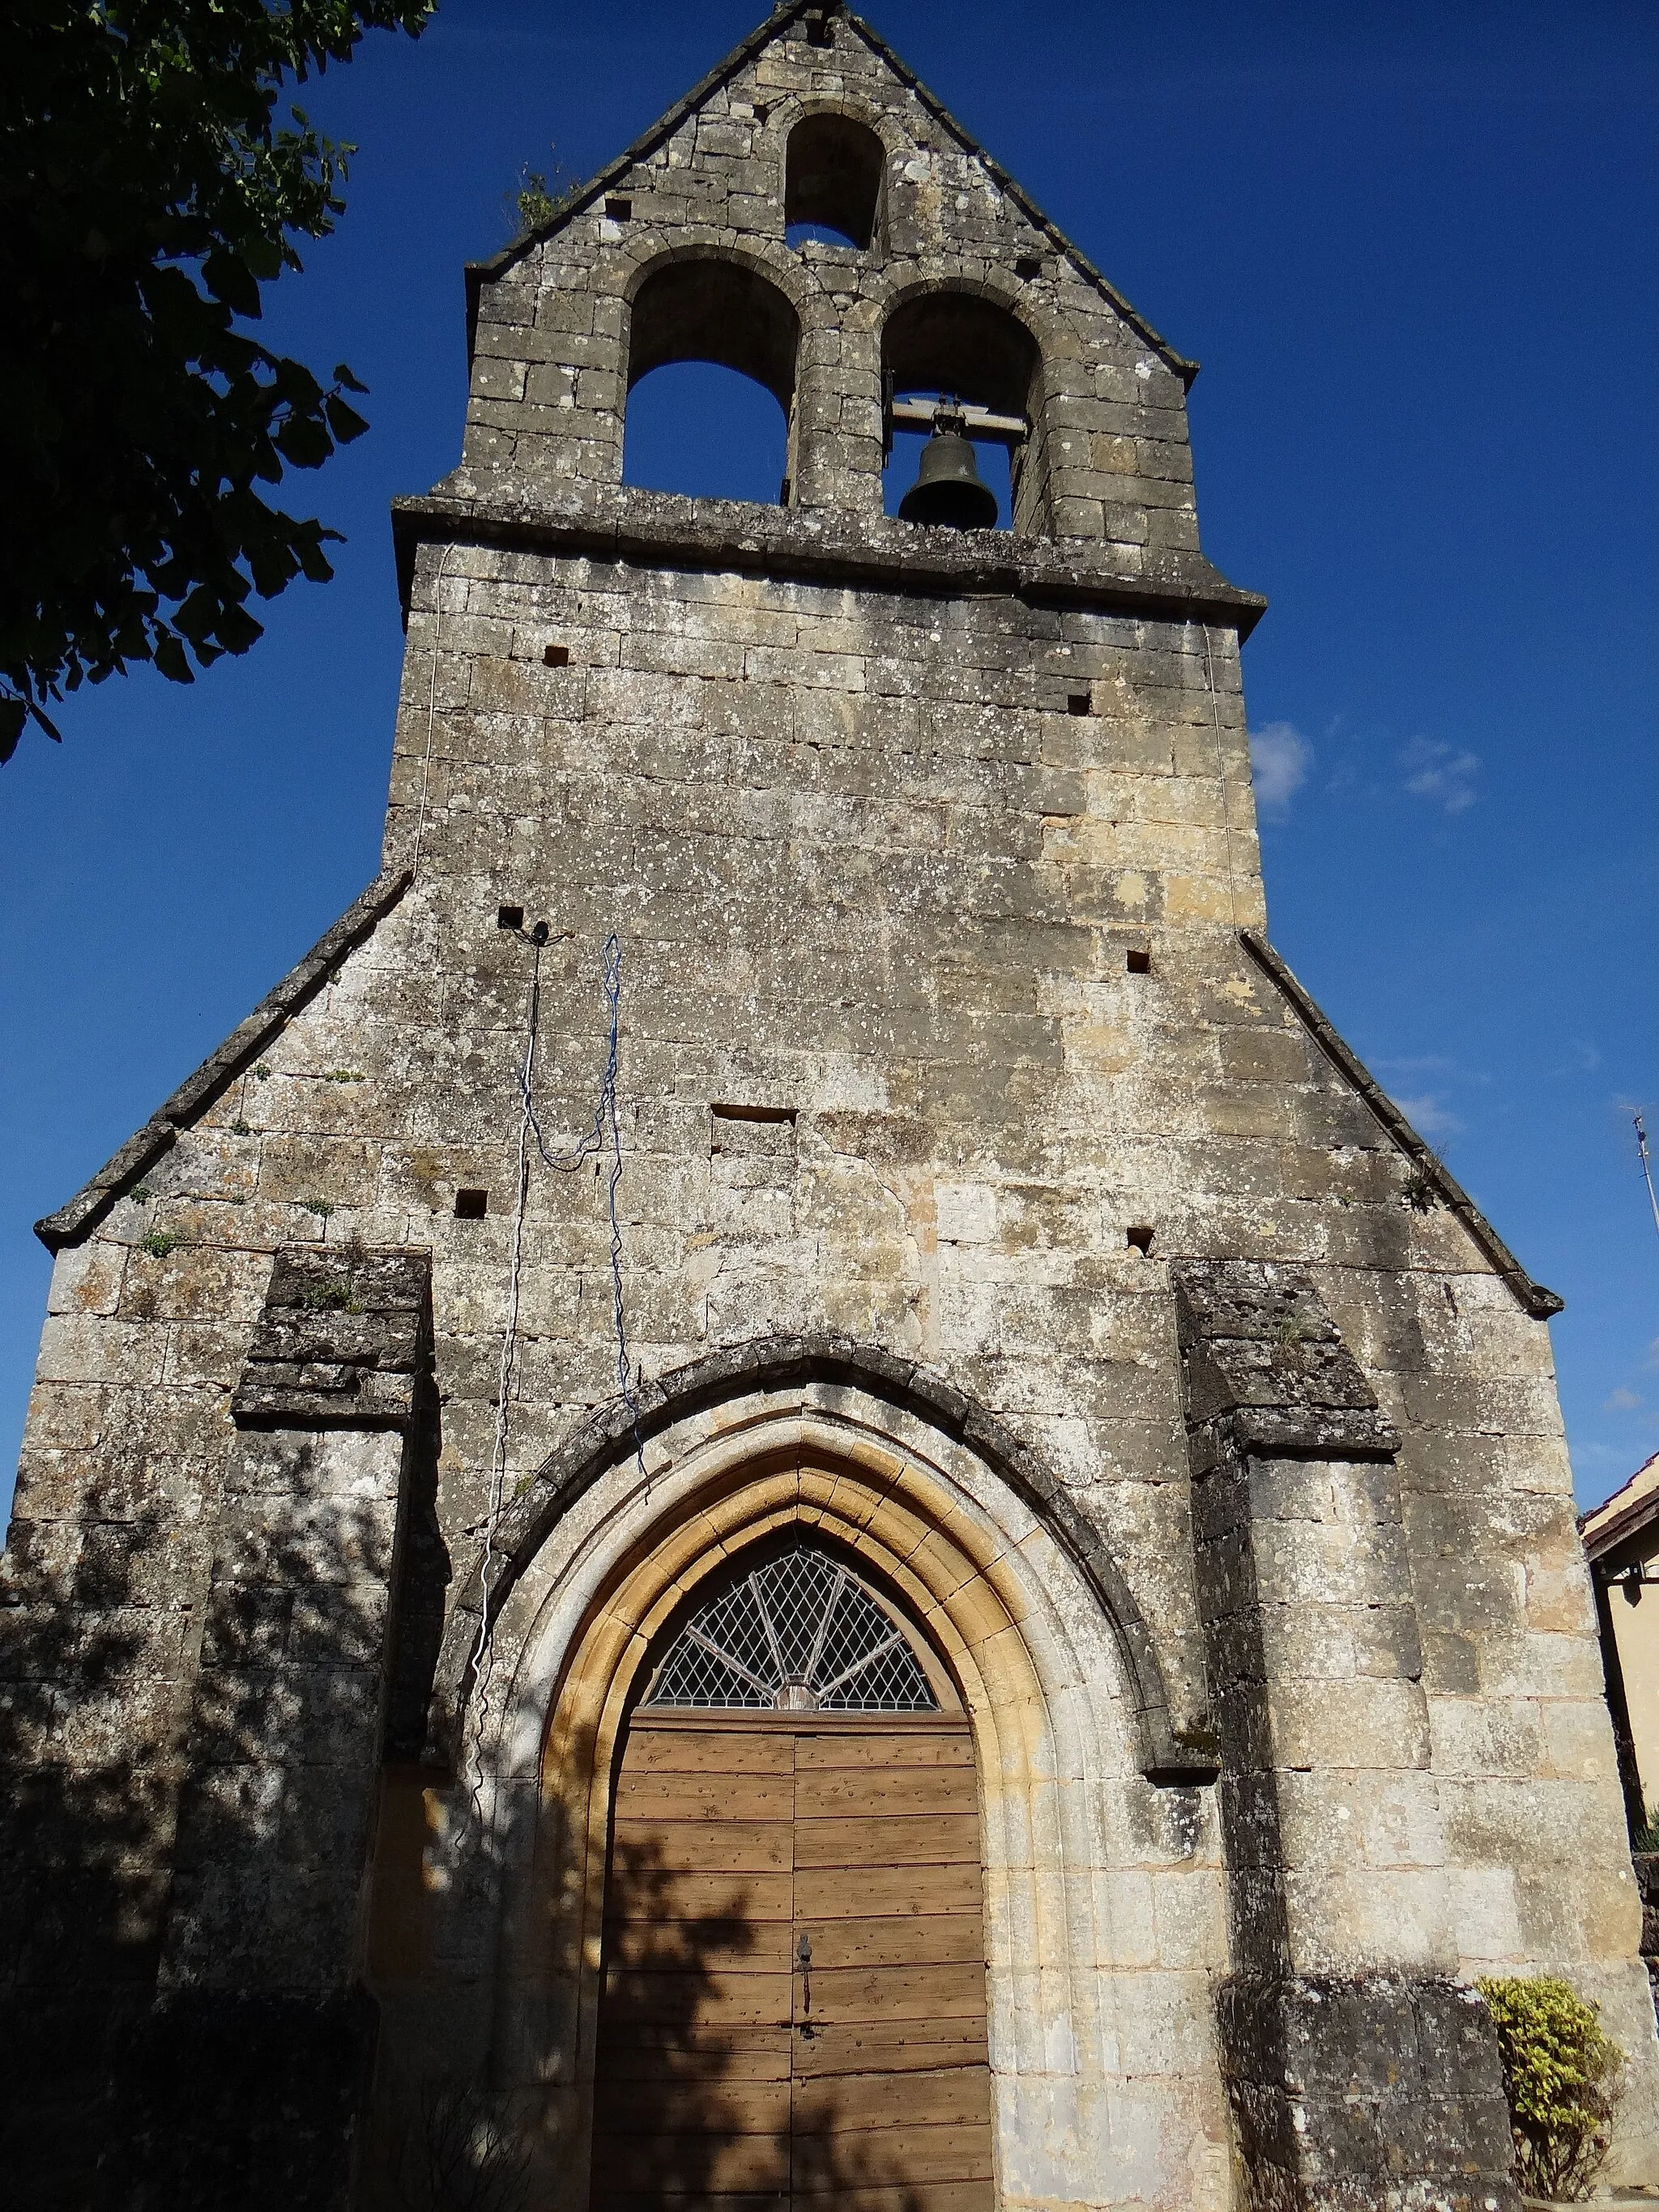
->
887, 396, 1029, 445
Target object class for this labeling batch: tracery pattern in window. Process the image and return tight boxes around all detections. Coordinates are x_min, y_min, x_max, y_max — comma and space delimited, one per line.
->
646, 1544, 938, 1712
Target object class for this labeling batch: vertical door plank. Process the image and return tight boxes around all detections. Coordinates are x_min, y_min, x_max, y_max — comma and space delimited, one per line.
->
591, 1720, 796, 2212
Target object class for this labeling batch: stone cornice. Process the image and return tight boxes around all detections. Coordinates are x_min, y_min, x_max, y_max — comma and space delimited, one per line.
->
1172, 1259, 1401, 1466
390, 484, 1268, 637
231, 1247, 433, 1434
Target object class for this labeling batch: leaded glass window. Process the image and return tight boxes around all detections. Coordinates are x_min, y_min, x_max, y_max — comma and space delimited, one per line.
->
645, 1544, 938, 1712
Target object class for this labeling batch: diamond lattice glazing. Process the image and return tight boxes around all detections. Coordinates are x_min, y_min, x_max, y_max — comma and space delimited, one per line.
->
645, 1542, 936, 1711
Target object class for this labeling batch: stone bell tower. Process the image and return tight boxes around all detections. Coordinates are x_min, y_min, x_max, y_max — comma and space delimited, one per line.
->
4, 6, 1657, 2209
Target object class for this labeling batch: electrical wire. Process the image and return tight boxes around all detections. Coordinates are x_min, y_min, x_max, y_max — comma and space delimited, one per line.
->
519, 932, 645, 1481
468, 929, 645, 1817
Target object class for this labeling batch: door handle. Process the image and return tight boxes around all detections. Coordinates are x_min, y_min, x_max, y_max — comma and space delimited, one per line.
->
795, 1932, 812, 2027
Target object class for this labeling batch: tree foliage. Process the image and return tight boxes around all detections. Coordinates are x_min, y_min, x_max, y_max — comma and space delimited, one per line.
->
0, 0, 433, 761
1477, 1974, 1624, 2201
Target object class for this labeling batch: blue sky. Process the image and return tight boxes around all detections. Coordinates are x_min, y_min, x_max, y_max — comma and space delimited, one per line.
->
4, 0, 1657, 1519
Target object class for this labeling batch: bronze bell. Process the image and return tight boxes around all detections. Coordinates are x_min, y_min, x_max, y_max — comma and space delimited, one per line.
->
898, 420, 1000, 531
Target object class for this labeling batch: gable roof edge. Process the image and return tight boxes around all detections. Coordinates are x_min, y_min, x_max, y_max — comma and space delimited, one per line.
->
1240, 931, 1563, 1322
839, 10, 1197, 385
463, 0, 824, 359
34, 868, 413, 1255
463, 2, 1197, 387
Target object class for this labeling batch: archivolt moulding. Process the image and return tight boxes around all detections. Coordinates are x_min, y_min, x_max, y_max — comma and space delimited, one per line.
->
428, 1333, 1216, 1783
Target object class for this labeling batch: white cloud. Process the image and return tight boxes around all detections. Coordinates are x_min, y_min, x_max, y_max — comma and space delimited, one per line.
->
1606, 1386, 1644, 1413
1399, 735, 1479, 814
1392, 1092, 1462, 1140
1250, 721, 1313, 819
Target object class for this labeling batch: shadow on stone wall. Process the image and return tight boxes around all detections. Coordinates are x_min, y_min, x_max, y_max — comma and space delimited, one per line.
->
361, 1804, 946, 2212
0, 1476, 417, 2210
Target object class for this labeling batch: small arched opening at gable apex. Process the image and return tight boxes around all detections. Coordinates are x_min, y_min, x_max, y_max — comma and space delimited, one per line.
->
622, 251, 804, 505
784, 109, 887, 252
881, 283, 1051, 536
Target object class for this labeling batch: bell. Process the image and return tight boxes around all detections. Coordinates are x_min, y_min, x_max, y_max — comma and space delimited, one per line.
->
898, 421, 999, 530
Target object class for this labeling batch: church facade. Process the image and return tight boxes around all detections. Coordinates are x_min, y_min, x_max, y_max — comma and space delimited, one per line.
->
4, 7, 1656, 2207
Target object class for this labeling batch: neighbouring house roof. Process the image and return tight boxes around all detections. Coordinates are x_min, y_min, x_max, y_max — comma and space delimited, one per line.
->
1580, 1448, 1659, 1559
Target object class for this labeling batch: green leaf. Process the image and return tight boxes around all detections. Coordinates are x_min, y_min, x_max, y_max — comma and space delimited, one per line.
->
275, 411, 332, 468
152, 636, 196, 685
203, 250, 263, 319
295, 536, 337, 584
213, 603, 265, 655
323, 394, 369, 442
0, 700, 31, 764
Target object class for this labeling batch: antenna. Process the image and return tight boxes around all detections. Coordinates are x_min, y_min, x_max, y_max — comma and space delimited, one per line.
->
1636, 1113, 1659, 1241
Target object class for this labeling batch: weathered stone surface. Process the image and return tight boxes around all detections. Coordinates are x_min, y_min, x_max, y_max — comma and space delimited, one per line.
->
3, 4, 1656, 2206
231, 1246, 433, 1431
1218, 1974, 1518, 2212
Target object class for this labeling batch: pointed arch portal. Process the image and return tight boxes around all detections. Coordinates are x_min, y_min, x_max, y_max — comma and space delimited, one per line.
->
591, 1535, 992, 2212
441, 1345, 1232, 2212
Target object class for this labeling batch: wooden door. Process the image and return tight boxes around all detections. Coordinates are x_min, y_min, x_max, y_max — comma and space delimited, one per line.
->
591, 1711, 993, 2212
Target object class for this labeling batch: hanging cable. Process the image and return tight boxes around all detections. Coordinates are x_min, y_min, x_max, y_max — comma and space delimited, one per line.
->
468, 927, 645, 1817
519, 933, 646, 1485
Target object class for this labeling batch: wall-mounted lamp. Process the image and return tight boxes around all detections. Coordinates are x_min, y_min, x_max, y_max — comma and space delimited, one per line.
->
1607, 1563, 1659, 1606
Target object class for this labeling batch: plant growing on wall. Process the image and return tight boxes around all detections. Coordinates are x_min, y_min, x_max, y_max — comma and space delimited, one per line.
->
1476, 1975, 1624, 2201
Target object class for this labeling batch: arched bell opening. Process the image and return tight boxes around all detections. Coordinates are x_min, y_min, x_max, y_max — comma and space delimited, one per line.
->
784, 112, 886, 251
881, 288, 1048, 535
623, 255, 803, 505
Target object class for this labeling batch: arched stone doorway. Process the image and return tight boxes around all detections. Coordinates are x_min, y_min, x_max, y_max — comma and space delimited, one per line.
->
450, 1353, 1235, 2212
590, 1536, 994, 2212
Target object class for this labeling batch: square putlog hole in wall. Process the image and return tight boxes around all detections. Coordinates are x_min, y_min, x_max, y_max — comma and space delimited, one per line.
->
1126, 1225, 1154, 1255
543, 643, 570, 668
804, 11, 834, 45
604, 196, 632, 221
1068, 693, 1092, 717
707, 1093, 800, 1185
497, 905, 524, 931
1014, 255, 1043, 280
1126, 947, 1151, 974
455, 1189, 489, 1220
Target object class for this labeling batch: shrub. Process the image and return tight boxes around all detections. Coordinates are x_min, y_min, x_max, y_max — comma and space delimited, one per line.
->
1477, 1975, 1623, 2201
1632, 1800, 1659, 1855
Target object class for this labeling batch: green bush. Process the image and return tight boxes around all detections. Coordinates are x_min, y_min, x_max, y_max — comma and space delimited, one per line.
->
1477, 1975, 1623, 2201
1632, 1800, 1659, 1854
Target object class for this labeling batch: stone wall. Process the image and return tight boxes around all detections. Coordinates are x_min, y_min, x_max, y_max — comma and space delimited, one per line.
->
4, 2, 1657, 2202
455, 1, 1203, 545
